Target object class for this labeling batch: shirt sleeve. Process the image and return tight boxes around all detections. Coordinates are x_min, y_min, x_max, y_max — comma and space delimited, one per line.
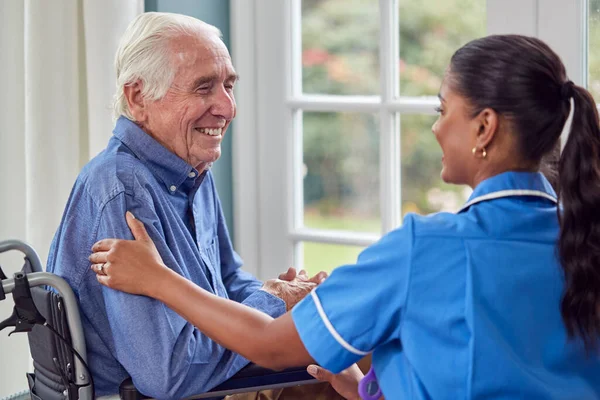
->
291, 215, 415, 373
97, 193, 254, 399
216, 191, 286, 317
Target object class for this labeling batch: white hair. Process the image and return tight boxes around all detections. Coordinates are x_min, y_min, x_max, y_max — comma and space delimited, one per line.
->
113, 12, 222, 121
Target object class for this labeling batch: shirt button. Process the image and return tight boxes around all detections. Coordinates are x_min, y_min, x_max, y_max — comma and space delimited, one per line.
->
188, 171, 196, 178
169, 185, 177, 192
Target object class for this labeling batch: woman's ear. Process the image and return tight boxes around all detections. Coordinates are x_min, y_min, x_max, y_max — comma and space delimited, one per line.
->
123, 81, 147, 122
474, 107, 499, 150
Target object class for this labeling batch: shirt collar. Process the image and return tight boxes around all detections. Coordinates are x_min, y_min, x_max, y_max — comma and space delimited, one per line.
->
458, 171, 558, 213
113, 116, 202, 194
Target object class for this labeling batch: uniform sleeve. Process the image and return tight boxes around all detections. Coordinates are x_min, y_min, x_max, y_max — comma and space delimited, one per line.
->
291, 215, 415, 373
98, 194, 251, 399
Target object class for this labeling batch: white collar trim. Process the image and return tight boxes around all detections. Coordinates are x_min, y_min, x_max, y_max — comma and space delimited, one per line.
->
458, 189, 557, 213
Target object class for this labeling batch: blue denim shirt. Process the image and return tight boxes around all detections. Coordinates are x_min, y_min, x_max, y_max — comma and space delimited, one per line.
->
47, 117, 286, 399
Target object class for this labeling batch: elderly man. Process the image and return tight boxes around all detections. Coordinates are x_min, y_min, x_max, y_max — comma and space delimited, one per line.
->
47, 12, 327, 399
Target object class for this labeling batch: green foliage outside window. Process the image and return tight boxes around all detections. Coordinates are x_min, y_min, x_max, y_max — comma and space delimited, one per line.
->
300, 0, 486, 272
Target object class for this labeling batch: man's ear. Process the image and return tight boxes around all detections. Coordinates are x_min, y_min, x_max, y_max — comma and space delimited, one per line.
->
474, 107, 499, 150
123, 81, 147, 122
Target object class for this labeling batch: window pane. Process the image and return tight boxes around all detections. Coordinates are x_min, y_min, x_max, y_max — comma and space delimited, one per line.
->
400, 114, 471, 215
301, 0, 379, 95
589, 0, 600, 101
398, 0, 486, 97
303, 112, 380, 233
301, 242, 364, 275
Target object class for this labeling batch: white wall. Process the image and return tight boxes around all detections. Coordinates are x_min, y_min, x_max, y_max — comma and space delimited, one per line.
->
0, 1, 30, 396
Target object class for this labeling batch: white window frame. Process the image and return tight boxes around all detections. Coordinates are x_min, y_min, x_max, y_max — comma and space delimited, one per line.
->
231, 0, 586, 279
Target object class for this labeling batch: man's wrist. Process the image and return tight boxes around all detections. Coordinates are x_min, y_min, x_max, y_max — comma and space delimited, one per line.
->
260, 281, 284, 301
250, 289, 287, 317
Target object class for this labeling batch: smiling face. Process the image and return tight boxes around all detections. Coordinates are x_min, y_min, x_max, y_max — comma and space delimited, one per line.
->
139, 31, 237, 171
431, 80, 481, 186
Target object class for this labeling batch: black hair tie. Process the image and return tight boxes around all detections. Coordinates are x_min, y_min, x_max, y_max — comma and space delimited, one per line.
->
561, 80, 575, 100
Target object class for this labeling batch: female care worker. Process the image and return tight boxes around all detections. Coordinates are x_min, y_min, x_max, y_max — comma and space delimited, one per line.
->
89, 35, 600, 399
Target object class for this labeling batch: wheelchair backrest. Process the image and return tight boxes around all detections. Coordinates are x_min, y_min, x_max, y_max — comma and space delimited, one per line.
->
27, 287, 75, 400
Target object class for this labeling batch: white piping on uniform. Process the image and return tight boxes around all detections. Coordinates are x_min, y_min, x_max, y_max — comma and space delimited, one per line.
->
311, 291, 370, 356
458, 189, 557, 213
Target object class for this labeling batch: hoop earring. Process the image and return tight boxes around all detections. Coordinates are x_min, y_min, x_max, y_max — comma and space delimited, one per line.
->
472, 147, 487, 159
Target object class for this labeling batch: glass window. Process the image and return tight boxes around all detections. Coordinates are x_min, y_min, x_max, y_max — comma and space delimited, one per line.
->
302, 0, 380, 95
301, 242, 365, 275
293, 0, 485, 270
303, 112, 380, 233
398, 0, 486, 97
236, 0, 584, 278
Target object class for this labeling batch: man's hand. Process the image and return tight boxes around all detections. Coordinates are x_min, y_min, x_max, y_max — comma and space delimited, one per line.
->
278, 267, 328, 284
262, 268, 328, 311
261, 278, 315, 311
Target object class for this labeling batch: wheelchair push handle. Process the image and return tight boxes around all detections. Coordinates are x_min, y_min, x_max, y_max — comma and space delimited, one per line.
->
0, 239, 44, 273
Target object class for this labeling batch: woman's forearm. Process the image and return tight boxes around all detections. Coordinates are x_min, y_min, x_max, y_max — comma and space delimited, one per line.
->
152, 267, 312, 369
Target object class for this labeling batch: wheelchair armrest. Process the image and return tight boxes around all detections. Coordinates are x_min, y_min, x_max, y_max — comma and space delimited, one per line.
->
192, 363, 318, 398
119, 364, 317, 399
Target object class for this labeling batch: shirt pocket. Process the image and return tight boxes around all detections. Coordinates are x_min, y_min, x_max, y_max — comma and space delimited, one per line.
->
200, 235, 223, 292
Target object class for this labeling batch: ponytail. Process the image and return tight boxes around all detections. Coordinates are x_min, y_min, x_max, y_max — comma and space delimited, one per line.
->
558, 84, 600, 351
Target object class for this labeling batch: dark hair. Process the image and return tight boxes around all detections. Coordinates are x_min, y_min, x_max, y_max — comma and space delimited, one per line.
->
449, 34, 600, 351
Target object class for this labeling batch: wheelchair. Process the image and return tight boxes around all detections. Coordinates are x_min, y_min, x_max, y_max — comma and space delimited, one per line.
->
0, 239, 317, 400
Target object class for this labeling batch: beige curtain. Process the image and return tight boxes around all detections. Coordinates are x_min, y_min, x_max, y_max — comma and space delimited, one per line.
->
0, 0, 143, 395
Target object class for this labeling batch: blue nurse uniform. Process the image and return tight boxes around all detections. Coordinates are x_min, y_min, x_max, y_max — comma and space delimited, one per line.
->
292, 171, 600, 399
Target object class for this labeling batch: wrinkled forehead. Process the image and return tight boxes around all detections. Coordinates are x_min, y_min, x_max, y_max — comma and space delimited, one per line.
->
170, 32, 234, 74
